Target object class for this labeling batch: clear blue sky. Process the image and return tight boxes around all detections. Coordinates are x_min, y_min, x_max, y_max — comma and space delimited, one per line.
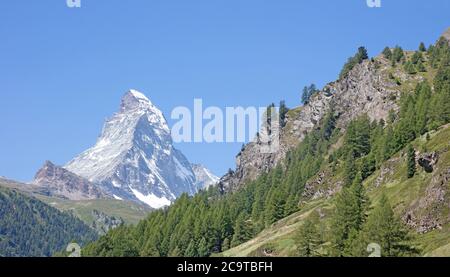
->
1, 0, 449, 182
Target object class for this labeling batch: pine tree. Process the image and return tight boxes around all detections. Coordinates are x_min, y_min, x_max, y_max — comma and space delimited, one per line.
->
395, 96, 417, 149
340, 47, 369, 79
411, 51, 423, 65
407, 145, 416, 178
141, 240, 160, 257
430, 66, 450, 128
295, 213, 320, 257
414, 82, 431, 135
184, 241, 197, 257
301, 84, 318, 104
279, 100, 289, 127
419, 42, 427, 52
331, 173, 369, 256
382, 47, 392, 60
301, 86, 309, 104
404, 61, 417, 74
231, 214, 253, 247
197, 237, 210, 257
360, 154, 376, 180
357, 46, 369, 61
344, 151, 357, 185
416, 61, 426, 72
392, 46, 405, 64
284, 193, 299, 217
363, 194, 417, 257
264, 189, 285, 225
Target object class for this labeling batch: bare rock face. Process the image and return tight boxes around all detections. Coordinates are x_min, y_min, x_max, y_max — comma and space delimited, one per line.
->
302, 171, 343, 200
33, 161, 108, 200
220, 56, 416, 192
403, 167, 450, 233
442, 27, 450, 45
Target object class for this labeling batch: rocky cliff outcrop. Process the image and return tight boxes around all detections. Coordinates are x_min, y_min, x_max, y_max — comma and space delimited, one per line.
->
442, 27, 450, 45
220, 55, 421, 192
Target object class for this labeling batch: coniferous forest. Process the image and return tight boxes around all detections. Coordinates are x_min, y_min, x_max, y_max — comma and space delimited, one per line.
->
0, 187, 97, 257
82, 38, 450, 257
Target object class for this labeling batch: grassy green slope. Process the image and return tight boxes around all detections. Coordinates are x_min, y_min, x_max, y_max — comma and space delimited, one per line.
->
0, 179, 151, 226
36, 196, 151, 226
222, 125, 450, 257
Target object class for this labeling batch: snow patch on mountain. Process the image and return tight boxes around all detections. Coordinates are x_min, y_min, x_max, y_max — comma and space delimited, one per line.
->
130, 187, 171, 209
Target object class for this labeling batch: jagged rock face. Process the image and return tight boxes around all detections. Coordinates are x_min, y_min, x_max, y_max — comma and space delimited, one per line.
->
33, 161, 106, 200
220, 57, 419, 192
64, 90, 217, 208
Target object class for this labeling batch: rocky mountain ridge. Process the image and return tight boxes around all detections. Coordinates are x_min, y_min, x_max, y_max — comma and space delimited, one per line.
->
219, 45, 428, 192
33, 161, 107, 200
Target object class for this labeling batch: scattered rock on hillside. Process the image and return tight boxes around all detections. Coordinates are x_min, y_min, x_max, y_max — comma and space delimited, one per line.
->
403, 167, 450, 233
418, 152, 439, 173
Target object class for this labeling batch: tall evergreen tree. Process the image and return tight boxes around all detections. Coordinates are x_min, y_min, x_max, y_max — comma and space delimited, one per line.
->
344, 151, 357, 185
382, 47, 392, 60
331, 173, 369, 256
231, 214, 253, 247
295, 213, 320, 257
407, 145, 416, 178
363, 194, 417, 257
279, 100, 289, 127
411, 51, 423, 65
419, 42, 427, 52
301, 84, 319, 104
197, 237, 210, 257
184, 241, 197, 257
392, 46, 405, 64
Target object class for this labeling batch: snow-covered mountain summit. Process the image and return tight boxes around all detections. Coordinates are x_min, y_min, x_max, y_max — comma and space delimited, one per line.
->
63, 89, 218, 208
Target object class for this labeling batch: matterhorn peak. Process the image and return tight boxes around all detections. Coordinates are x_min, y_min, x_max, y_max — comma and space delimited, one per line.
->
63, 89, 219, 208
120, 89, 153, 112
